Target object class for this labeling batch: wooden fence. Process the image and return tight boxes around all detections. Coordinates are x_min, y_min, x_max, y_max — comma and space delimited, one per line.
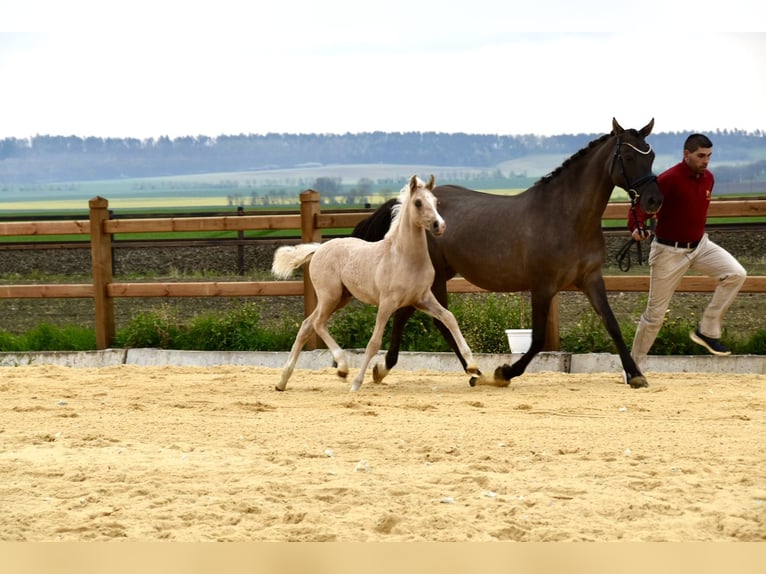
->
1, 192, 766, 351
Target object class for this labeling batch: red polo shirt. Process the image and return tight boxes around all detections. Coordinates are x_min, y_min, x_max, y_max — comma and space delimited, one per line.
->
628, 160, 714, 243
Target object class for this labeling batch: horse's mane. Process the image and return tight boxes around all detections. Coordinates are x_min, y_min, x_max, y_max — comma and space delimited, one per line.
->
534, 131, 615, 187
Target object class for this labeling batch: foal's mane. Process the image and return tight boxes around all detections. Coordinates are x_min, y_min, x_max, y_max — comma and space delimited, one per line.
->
534, 131, 618, 187
384, 181, 411, 238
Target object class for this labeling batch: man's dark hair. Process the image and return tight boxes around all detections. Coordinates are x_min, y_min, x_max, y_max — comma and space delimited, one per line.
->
684, 133, 713, 152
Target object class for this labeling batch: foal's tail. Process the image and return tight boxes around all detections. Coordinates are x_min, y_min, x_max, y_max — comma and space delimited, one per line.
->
271, 243, 321, 279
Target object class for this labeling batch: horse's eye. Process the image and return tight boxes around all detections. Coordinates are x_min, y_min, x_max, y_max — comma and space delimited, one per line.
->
414, 199, 422, 208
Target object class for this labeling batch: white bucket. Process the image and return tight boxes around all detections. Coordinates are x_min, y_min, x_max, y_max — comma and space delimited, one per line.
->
505, 329, 532, 353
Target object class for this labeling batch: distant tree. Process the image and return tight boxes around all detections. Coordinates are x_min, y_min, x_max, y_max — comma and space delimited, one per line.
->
357, 177, 374, 195
312, 176, 342, 195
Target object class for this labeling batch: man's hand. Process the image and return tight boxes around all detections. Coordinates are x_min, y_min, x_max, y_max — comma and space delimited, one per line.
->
631, 228, 652, 241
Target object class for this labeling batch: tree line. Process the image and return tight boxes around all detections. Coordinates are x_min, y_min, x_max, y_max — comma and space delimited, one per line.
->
1, 129, 765, 185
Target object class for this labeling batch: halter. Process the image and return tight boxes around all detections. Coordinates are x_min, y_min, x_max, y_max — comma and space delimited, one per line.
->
611, 135, 657, 271
610, 136, 656, 204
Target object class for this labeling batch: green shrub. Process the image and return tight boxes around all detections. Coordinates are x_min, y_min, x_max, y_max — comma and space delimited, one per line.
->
176, 302, 296, 351
739, 328, 766, 354
2, 296, 765, 355
115, 304, 182, 348
23, 323, 95, 351
451, 293, 524, 354
115, 302, 298, 351
560, 312, 630, 353
327, 301, 378, 349
0, 324, 95, 352
0, 330, 22, 352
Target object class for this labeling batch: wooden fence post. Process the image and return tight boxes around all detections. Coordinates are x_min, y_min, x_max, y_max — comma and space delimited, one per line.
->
300, 190, 322, 349
544, 294, 561, 351
236, 205, 245, 275
89, 196, 115, 349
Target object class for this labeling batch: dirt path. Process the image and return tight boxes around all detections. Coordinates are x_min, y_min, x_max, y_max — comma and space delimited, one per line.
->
1, 365, 764, 541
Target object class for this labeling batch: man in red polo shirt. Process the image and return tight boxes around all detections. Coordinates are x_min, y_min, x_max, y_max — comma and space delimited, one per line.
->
627, 133, 746, 373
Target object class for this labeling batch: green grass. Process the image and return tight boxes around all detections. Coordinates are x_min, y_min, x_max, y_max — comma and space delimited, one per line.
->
3, 296, 763, 355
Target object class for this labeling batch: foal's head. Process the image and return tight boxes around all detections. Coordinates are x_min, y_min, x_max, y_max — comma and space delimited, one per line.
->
389, 174, 444, 238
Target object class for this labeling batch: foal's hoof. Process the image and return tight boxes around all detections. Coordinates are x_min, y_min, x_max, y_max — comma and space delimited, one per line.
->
626, 374, 649, 389
337, 369, 348, 379
466, 367, 482, 387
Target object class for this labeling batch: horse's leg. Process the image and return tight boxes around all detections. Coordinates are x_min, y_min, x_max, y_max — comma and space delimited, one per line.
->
372, 305, 414, 383
490, 289, 554, 386
414, 293, 480, 377
352, 303, 395, 392
580, 274, 648, 389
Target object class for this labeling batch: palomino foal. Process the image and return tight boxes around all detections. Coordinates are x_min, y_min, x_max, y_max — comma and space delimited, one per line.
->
271, 175, 479, 392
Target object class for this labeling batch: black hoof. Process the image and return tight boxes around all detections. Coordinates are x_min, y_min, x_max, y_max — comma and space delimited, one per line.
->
469, 376, 478, 387
627, 375, 649, 389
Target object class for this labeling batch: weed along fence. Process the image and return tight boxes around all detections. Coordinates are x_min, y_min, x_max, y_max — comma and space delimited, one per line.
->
1, 192, 766, 351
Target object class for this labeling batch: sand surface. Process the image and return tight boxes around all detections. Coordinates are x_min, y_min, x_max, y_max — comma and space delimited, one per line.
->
1, 364, 764, 541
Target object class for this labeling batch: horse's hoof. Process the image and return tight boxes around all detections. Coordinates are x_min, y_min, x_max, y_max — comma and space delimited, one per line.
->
372, 363, 388, 383
627, 375, 649, 389
469, 372, 510, 388
337, 369, 348, 379
275, 385, 285, 392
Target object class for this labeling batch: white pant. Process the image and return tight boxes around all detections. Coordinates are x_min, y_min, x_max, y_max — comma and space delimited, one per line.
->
631, 233, 746, 372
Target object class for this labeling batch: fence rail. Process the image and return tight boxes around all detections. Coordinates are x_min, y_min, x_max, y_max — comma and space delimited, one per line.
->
2, 192, 766, 351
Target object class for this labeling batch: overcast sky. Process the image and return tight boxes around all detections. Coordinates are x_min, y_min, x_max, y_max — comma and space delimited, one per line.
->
2, 1, 765, 139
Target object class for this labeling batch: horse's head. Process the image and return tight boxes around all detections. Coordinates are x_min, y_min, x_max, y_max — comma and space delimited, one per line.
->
610, 118, 663, 214
403, 174, 445, 236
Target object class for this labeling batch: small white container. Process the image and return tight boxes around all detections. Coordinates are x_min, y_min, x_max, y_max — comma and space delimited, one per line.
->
505, 329, 532, 353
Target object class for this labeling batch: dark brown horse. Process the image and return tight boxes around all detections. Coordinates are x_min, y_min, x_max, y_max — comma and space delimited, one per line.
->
352, 118, 663, 389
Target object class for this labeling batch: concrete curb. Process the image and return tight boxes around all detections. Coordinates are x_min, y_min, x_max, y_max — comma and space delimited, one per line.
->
1, 348, 764, 375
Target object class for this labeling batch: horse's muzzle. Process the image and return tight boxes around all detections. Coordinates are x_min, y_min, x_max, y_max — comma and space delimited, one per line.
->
642, 194, 663, 215
639, 184, 663, 215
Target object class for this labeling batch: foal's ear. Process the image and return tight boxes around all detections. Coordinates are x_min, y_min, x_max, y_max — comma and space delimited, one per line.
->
639, 118, 655, 137
426, 174, 435, 190
408, 175, 418, 193
612, 117, 624, 135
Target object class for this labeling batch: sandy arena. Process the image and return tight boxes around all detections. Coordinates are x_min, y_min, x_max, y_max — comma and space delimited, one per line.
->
1, 363, 764, 542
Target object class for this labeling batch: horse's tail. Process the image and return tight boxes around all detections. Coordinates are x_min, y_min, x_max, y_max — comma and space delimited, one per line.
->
271, 243, 321, 279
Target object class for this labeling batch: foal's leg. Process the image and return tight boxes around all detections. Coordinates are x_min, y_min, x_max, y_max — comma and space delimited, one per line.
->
276, 294, 350, 391
312, 307, 351, 379
276, 312, 317, 391
373, 305, 415, 383
415, 293, 480, 377
352, 303, 396, 392
426, 278, 470, 372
